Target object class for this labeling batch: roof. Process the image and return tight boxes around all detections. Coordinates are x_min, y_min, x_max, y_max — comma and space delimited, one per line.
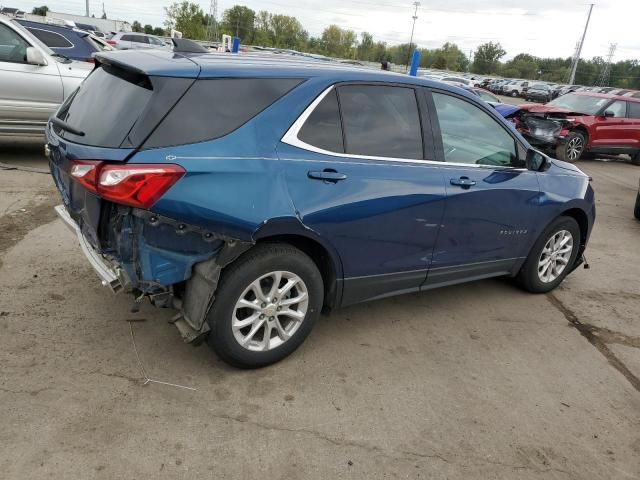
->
95, 49, 441, 88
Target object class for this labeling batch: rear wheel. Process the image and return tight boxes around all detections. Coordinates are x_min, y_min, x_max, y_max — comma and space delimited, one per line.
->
634, 193, 640, 220
206, 243, 324, 368
517, 216, 581, 293
631, 152, 640, 166
556, 131, 586, 162
511, 90, 518, 97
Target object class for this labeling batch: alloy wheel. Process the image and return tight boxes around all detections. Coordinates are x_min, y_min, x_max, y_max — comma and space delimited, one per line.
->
566, 136, 584, 161
537, 230, 574, 283
232, 271, 309, 352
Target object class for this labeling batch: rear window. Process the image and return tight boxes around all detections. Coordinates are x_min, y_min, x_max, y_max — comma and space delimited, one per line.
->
26, 28, 73, 48
143, 78, 303, 149
54, 65, 153, 147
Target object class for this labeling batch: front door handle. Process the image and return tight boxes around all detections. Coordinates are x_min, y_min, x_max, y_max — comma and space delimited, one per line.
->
450, 176, 476, 188
308, 169, 347, 183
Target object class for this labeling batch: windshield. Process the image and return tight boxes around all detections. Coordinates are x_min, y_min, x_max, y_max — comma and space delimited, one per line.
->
547, 93, 610, 115
9, 18, 55, 55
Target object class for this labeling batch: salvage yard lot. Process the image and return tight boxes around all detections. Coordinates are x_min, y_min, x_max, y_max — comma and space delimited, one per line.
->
1, 139, 639, 479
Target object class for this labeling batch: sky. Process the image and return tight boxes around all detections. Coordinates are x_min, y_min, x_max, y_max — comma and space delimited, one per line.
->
5, 0, 640, 60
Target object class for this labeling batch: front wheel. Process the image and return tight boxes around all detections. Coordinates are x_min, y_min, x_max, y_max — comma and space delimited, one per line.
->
517, 217, 581, 293
206, 243, 324, 368
556, 131, 586, 162
511, 90, 518, 97
634, 193, 640, 220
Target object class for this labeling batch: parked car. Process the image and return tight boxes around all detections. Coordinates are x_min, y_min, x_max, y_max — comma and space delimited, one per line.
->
439, 76, 471, 86
457, 85, 518, 117
558, 85, 582, 97
508, 92, 640, 163
526, 83, 553, 103
0, 15, 92, 137
15, 18, 104, 63
106, 32, 169, 50
505, 80, 529, 97
48, 50, 595, 367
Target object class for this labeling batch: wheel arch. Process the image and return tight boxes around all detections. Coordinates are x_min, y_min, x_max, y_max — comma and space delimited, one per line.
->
560, 207, 589, 248
252, 218, 344, 309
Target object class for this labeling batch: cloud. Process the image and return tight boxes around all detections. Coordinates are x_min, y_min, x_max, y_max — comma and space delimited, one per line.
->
9, 0, 640, 59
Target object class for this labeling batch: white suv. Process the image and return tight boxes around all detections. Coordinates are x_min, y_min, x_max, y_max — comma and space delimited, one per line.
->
505, 80, 529, 98
0, 15, 92, 137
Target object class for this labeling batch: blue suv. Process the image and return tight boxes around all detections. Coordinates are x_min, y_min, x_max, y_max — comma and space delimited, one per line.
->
47, 50, 595, 367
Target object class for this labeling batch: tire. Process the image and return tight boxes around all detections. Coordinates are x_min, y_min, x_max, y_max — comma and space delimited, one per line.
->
511, 90, 518, 97
556, 131, 586, 163
634, 193, 640, 220
205, 243, 324, 368
517, 216, 581, 293
631, 152, 640, 166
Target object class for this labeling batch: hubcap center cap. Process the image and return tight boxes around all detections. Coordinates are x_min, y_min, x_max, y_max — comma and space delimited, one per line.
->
263, 304, 277, 317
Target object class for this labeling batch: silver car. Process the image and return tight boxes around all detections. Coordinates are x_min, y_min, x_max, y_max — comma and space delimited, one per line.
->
108, 32, 169, 50
0, 15, 92, 137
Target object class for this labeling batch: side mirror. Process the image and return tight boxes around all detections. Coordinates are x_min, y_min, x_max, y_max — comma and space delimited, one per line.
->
26, 47, 47, 66
603, 110, 615, 118
526, 148, 550, 171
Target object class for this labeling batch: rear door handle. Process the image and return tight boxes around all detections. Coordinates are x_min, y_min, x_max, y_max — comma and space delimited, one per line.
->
308, 169, 347, 183
450, 177, 476, 188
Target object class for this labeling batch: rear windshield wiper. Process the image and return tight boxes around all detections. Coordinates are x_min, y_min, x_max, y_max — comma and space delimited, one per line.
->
50, 116, 85, 136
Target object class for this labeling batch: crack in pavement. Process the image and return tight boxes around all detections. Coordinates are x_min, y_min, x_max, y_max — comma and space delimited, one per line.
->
205, 410, 574, 474
547, 293, 640, 393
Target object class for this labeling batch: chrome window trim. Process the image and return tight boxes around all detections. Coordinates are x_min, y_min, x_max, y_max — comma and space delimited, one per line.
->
281, 85, 527, 171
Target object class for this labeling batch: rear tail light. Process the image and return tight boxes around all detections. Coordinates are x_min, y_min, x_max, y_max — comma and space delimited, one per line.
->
106, 39, 117, 45
69, 161, 185, 209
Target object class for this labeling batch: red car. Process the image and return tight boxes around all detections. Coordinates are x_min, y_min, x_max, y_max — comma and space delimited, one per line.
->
509, 92, 640, 164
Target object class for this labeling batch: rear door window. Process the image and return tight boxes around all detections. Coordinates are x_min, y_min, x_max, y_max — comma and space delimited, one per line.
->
337, 85, 423, 159
297, 89, 344, 153
54, 65, 153, 147
628, 102, 640, 119
144, 78, 303, 148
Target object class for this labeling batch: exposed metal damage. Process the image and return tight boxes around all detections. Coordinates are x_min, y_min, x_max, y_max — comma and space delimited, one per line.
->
58, 202, 253, 344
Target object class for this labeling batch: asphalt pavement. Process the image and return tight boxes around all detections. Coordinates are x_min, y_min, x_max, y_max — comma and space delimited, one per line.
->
1, 137, 639, 479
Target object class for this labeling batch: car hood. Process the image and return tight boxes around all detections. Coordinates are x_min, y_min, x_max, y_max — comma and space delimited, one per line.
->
56, 60, 94, 79
518, 104, 585, 116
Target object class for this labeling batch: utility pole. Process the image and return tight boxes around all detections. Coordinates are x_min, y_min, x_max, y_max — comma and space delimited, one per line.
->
568, 3, 594, 85
406, 1, 420, 72
597, 43, 617, 87
207, 0, 218, 41
85, 0, 89, 17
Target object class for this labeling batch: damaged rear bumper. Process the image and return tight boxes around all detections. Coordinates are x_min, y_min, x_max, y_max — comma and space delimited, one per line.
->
55, 204, 126, 293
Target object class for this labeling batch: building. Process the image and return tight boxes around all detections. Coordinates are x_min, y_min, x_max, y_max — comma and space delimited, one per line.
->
23, 10, 131, 34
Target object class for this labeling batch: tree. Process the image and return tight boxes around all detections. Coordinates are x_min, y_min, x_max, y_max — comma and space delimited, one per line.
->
501, 53, 538, 79
32, 6, 49, 16
153, 27, 166, 36
320, 25, 356, 58
164, 1, 208, 40
472, 42, 506, 74
220, 5, 256, 43
144, 24, 154, 34
132, 21, 143, 33
101, 12, 107, 19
